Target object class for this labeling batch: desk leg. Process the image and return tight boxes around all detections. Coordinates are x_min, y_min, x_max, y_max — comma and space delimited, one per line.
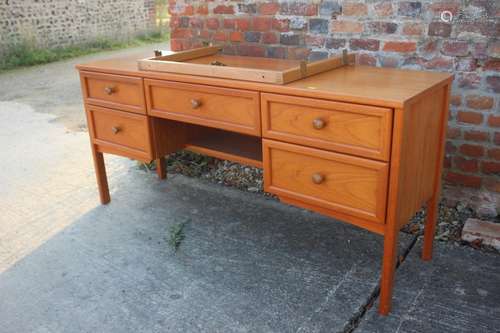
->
91, 149, 110, 204
422, 198, 438, 260
379, 227, 399, 315
156, 156, 166, 180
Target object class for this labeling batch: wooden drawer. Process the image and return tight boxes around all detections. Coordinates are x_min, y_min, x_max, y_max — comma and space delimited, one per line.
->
145, 79, 261, 136
261, 93, 392, 161
263, 139, 388, 224
86, 105, 153, 161
80, 72, 146, 114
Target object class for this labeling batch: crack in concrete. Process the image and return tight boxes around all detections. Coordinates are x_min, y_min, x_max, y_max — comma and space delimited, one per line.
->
344, 234, 420, 333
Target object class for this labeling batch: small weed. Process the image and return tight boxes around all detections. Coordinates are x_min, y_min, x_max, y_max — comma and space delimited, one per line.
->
168, 222, 187, 252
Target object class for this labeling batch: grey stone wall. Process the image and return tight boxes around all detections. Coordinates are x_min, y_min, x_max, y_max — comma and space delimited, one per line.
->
0, 0, 157, 52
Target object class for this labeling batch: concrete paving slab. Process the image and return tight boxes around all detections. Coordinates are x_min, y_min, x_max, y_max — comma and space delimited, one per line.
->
357, 240, 500, 333
0, 165, 415, 332
0, 102, 416, 332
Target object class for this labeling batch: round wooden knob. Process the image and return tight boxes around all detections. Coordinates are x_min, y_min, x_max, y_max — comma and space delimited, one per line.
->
312, 118, 326, 129
111, 126, 121, 134
311, 173, 325, 184
104, 86, 116, 95
191, 99, 202, 109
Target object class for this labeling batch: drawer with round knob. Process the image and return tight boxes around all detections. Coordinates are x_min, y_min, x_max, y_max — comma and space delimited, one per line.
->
80, 72, 146, 114
145, 79, 261, 137
86, 105, 153, 161
261, 93, 392, 161
263, 139, 388, 223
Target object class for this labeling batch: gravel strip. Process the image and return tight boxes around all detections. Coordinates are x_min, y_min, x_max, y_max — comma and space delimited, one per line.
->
140, 150, 498, 254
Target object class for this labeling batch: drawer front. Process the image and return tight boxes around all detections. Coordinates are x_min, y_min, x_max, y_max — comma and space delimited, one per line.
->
263, 139, 388, 223
80, 72, 146, 114
261, 93, 392, 161
87, 105, 153, 161
145, 79, 261, 136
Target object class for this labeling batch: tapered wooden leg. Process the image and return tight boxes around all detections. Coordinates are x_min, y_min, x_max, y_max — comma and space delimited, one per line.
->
91, 149, 110, 204
156, 156, 166, 180
379, 229, 399, 315
422, 197, 438, 261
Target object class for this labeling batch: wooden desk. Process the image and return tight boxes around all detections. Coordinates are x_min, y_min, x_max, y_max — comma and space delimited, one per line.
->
77, 52, 452, 315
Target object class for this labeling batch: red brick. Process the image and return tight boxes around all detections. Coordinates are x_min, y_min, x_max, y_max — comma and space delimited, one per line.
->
488, 115, 500, 128
450, 95, 461, 106
458, 73, 481, 89
213, 31, 227, 42
272, 18, 289, 32
489, 41, 500, 58
305, 34, 326, 47
205, 18, 219, 30
332, 21, 364, 33
223, 19, 235, 29
481, 161, 500, 174
383, 41, 417, 53
442, 41, 469, 56
488, 148, 500, 161
465, 95, 494, 110
197, 4, 208, 15
235, 18, 251, 31
380, 56, 400, 68
460, 144, 485, 157
171, 29, 193, 39
170, 39, 184, 52
229, 32, 244, 43
402, 22, 424, 36
446, 141, 457, 153
454, 157, 479, 173
484, 59, 500, 71
213, 5, 234, 14
368, 22, 398, 34
262, 32, 278, 44
238, 44, 265, 57
199, 30, 210, 39
464, 130, 490, 142
484, 177, 500, 193
373, 2, 393, 16
462, 219, 500, 249
189, 17, 203, 29
445, 171, 482, 188
267, 46, 287, 59
422, 56, 454, 70
287, 47, 311, 60
169, 4, 194, 15
447, 126, 461, 139
350, 39, 380, 51
496, 133, 500, 145
253, 17, 272, 31
428, 2, 460, 15
357, 53, 377, 66
457, 111, 483, 125
280, 3, 317, 16
428, 22, 452, 37
421, 40, 438, 54
486, 76, 500, 93
474, 42, 488, 59
258, 2, 280, 15
343, 2, 368, 16
456, 58, 478, 72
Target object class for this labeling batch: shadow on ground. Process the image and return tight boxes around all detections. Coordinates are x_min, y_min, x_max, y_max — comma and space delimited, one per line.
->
0, 170, 414, 333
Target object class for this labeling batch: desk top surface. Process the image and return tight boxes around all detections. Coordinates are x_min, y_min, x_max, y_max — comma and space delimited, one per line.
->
77, 50, 453, 108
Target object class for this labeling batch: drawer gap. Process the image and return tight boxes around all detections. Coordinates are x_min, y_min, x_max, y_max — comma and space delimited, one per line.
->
184, 126, 263, 168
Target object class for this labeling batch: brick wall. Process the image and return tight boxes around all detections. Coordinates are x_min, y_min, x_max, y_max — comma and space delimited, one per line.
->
0, 0, 157, 52
170, 0, 500, 196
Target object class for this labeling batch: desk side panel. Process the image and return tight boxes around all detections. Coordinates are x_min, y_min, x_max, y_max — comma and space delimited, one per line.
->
394, 85, 450, 227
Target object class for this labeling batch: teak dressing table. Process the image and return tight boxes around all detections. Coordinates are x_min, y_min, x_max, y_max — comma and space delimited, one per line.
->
77, 49, 452, 315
